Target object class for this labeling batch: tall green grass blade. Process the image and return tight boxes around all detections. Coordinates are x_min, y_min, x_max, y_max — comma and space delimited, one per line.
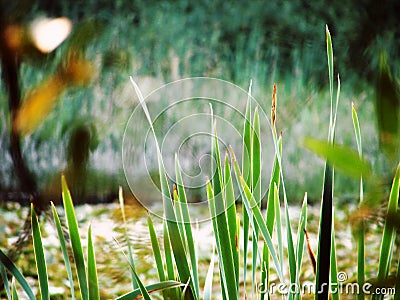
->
0, 249, 35, 300
231, 149, 283, 281
251, 107, 262, 297
131, 77, 195, 299
303, 138, 372, 179
148, 214, 166, 283
373, 163, 400, 300
0, 263, 11, 299
315, 163, 333, 300
352, 103, 365, 300
87, 225, 100, 300
31, 204, 49, 300
206, 181, 228, 300
115, 280, 185, 300
175, 156, 199, 296
242, 80, 253, 291
11, 278, 18, 300
209, 108, 237, 299
330, 210, 339, 300
326, 25, 334, 140
51, 203, 75, 299
203, 246, 216, 300
315, 28, 335, 300
61, 175, 88, 300
224, 153, 239, 286
294, 193, 308, 300
208, 130, 238, 299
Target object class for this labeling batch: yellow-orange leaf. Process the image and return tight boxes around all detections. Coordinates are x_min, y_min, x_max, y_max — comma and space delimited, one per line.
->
15, 77, 65, 135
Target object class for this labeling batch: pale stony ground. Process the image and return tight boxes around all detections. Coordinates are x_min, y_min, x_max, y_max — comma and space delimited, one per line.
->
0, 199, 387, 299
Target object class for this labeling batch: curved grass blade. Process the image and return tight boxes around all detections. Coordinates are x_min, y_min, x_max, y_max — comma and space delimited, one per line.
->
131, 77, 195, 299
51, 203, 75, 299
0, 249, 35, 300
115, 281, 185, 300
61, 175, 88, 300
31, 204, 49, 300
303, 137, 372, 179
118, 187, 138, 290
87, 225, 99, 300
373, 163, 400, 300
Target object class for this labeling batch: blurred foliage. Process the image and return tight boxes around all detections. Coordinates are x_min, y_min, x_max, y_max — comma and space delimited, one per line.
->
0, 0, 399, 201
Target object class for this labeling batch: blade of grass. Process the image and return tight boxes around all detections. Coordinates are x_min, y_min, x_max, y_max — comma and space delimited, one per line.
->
87, 225, 99, 300
0, 263, 11, 299
51, 203, 75, 299
175, 155, 199, 296
61, 175, 88, 300
330, 209, 339, 300
31, 204, 49, 300
148, 214, 166, 283
206, 181, 227, 300
118, 187, 138, 290
251, 106, 261, 298
164, 221, 180, 299
352, 103, 365, 300
131, 77, 195, 299
224, 152, 239, 286
115, 280, 185, 300
303, 138, 372, 179
0, 249, 35, 300
11, 278, 18, 300
242, 80, 253, 292
294, 193, 308, 300
203, 245, 216, 300
373, 163, 400, 300
208, 180, 238, 300
211, 118, 238, 299
231, 149, 283, 281
273, 183, 284, 277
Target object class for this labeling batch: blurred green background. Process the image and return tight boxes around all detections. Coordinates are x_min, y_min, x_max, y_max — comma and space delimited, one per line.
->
0, 0, 399, 204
